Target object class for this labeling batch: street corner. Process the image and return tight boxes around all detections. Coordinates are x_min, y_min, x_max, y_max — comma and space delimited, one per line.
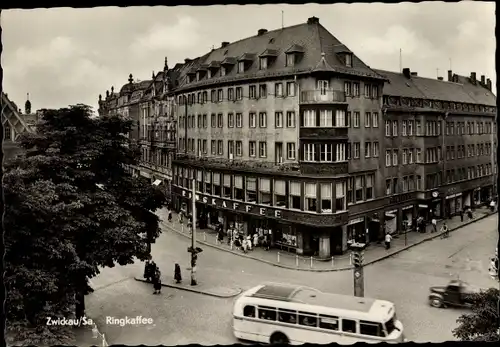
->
133, 277, 242, 298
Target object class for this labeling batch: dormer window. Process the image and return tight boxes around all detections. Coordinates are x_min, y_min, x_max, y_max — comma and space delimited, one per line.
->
260, 57, 268, 70
221, 66, 226, 76
345, 53, 352, 67
286, 54, 295, 66
197, 72, 202, 81
238, 61, 245, 73
208, 70, 212, 78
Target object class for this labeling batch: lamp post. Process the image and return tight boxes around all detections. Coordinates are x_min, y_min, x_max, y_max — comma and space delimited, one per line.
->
190, 178, 197, 286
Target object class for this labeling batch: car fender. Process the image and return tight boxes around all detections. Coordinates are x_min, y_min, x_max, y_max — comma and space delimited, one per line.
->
429, 293, 444, 301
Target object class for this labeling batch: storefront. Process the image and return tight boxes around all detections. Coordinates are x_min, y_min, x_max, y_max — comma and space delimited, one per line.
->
430, 198, 442, 218
445, 193, 462, 217
347, 217, 365, 244
402, 205, 414, 231
480, 186, 492, 204
384, 210, 398, 235
473, 188, 481, 206
462, 190, 472, 209
417, 204, 429, 220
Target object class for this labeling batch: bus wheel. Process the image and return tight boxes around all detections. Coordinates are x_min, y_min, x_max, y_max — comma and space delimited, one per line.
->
270, 332, 289, 345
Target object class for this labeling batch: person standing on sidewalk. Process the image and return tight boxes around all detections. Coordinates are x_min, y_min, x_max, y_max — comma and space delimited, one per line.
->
153, 268, 162, 294
490, 199, 496, 212
431, 218, 437, 233
174, 263, 182, 284
385, 233, 392, 250
459, 209, 464, 222
168, 210, 172, 222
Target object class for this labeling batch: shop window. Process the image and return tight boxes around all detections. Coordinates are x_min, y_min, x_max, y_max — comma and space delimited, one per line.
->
246, 177, 257, 202
360, 321, 384, 337
342, 319, 357, 333
258, 307, 276, 321
298, 313, 318, 327
274, 180, 286, 207
196, 170, 203, 192
335, 182, 346, 211
347, 178, 353, 204
290, 181, 301, 209
223, 174, 231, 198
278, 309, 297, 324
321, 183, 332, 213
355, 176, 363, 201
213, 173, 221, 196
319, 315, 339, 330
305, 183, 317, 212
259, 178, 271, 205
204, 172, 212, 194
365, 174, 374, 200
234, 176, 244, 200
243, 306, 255, 318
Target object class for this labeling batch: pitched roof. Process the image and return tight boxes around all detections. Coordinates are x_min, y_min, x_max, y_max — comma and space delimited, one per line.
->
374, 69, 496, 106
174, 20, 383, 91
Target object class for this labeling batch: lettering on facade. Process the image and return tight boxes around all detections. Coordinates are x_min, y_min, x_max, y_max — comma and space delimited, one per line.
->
347, 217, 364, 225
389, 193, 414, 205
181, 189, 282, 218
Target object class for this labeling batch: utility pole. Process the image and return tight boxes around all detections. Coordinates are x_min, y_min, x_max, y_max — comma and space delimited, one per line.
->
190, 178, 197, 286
350, 242, 366, 297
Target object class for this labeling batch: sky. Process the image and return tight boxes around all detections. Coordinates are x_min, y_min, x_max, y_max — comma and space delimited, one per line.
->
1, 2, 496, 113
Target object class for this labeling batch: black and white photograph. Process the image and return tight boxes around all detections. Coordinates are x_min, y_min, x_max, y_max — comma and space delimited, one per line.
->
2, 1, 499, 346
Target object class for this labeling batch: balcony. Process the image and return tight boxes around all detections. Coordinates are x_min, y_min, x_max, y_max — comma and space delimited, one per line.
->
300, 89, 347, 104
300, 127, 348, 140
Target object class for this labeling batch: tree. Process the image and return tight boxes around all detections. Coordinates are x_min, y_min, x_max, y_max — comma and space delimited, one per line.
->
453, 287, 500, 342
5, 105, 166, 344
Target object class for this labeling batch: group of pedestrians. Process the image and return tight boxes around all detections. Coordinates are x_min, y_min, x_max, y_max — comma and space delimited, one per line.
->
214, 223, 271, 253
144, 260, 162, 294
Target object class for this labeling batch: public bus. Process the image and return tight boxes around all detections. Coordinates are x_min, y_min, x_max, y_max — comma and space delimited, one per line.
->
233, 283, 405, 345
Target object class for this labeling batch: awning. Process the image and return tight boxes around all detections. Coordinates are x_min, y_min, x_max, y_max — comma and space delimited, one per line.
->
385, 213, 396, 218
418, 204, 428, 208
152, 179, 162, 186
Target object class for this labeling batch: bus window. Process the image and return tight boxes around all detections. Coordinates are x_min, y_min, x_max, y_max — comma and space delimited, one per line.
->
319, 315, 339, 331
278, 310, 297, 324
341, 319, 357, 333
298, 312, 318, 327
360, 321, 384, 337
243, 305, 256, 318
258, 307, 277, 321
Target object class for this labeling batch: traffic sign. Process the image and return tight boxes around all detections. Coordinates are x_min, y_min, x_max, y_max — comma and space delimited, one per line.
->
354, 271, 361, 278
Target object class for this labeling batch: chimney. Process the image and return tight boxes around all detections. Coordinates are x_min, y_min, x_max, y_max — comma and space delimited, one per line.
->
128, 74, 133, 84
307, 16, 319, 25
453, 74, 459, 83
411, 72, 418, 77
448, 70, 453, 82
221, 42, 230, 48
184, 58, 192, 64
481, 75, 486, 85
487, 78, 492, 91
470, 72, 476, 83
257, 29, 268, 36
437, 77, 444, 81
402, 68, 411, 79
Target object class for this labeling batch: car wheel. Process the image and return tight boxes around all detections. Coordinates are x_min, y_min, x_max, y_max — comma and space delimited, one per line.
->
270, 332, 289, 345
430, 298, 443, 308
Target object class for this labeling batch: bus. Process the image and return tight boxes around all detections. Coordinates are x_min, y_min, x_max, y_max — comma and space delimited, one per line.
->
233, 283, 405, 345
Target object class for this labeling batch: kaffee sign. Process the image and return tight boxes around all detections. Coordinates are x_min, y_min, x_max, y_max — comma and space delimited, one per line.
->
181, 189, 282, 219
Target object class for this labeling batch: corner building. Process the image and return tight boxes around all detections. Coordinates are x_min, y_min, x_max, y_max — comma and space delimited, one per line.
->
171, 17, 386, 257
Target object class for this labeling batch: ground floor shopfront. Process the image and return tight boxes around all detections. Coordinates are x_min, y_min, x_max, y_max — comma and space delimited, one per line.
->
172, 185, 349, 258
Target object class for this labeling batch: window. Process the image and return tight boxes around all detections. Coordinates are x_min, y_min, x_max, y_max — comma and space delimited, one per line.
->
416, 149, 422, 163
364, 112, 371, 127
202, 140, 207, 154
197, 114, 202, 128
355, 176, 363, 202
275, 112, 283, 128
403, 176, 408, 192
386, 150, 391, 166
286, 54, 295, 66
402, 120, 407, 136
373, 142, 379, 157
249, 112, 257, 128
344, 82, 352, 96
320, 110, 333, 127
372, 85, 378, 99
372, 112, 379, 127
217, 140, 223, 155
365, 142, 371, 158
407, 120, 413, 135
286, 111, 296, 127
228, 141, 235, 159
360, 321, 384, 337
304, 143, 315, 162
305, 183, 317, 212
259, 141, 267, 157
228, 113, 234, 128
336, 143, 346, 162
213, 173, 221, 196
385, 179, 391, 195
335, 182, 346, 211
202, 114, 207, 128
392, 177, 398, 194
211, 140, 216, 155
246, 177, 257, 202
259, 57, 267, 70
303, 110, 316, 127
211, 90, 216, 102
243, 306, 255, 318
364, 84, 371, 98
416, 175, 422, 190
321, 183, 332, 213
347, 178, 353, 204
346, 111, 351, 127
275, 83, 283, 97
287, 142, 296, 160
221, 66, 226, 76
299, 313, 317, 327
319, 315, 339, 331
365, 174, 374, 200
286, 82, 296, 97
402, 149, 407, 165
274, 180, 286, 207
238, 61, 245, 73
392, 121, 398, 137
259, 178, 271, 205
259, 84, 267, 98
249, 141, 256, 157
320, 144, 333, 162
236, 113, 243, 128
228, 88, 234, 101
290, 182, 301, 209
259, 112, 267, 127
342, 319, 357, 333
353, 112, 360, 127
353, 142, 360, 159
392, 150, 398, 166
352, 82, 360, 97
234, 175, 244, 199
385, 120, 391, 136
249, 85, 257, 99
236, 87, 243, 100
223, 174, 231, 197
218, 89, 223, 102
335, 110, 346, 127
217, 113, 223, 128
211, 113, 216, 128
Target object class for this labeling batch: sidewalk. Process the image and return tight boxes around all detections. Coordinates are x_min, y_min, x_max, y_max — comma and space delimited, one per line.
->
133, 277, 242, 298
156, 207, 494, 272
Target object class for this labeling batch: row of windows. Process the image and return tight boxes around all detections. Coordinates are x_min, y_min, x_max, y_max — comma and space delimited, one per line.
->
302, 109, 347, 128
174, 168, 347, 213
348, 111, 379, 128
446, 121, 494, 136
347, 174, 375, 203
385, 175, 423, 195
425, 164, 494, 189
343, 81, 380, 99
243, 305, 387, 337
385, 119, 495, 137
141, 148, 173, 168
180, 111, 297, 129
302, 143, 346, 162
347, 142, 380, 159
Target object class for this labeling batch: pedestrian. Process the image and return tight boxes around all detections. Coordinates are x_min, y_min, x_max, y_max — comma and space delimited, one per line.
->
153, 268, 162, 294
385, 233, 392, 250
440, 222, 449, 238
459, 209, 464, 222
253, 233, 259, 248
264, 234, 270, 251
227, 227, 232, 245
247, 235, 253, 251
490, 199, 496, 212
467, 207, 473, 220
168, 210, 172, 222
144, 260, 152, 282
431, 218, 437, 233
242, 237, 248, 253
174, 263, 182, 284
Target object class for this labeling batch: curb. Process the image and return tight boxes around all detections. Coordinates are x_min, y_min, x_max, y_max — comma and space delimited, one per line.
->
161, 212, 495, 273
134, 277, 242, 298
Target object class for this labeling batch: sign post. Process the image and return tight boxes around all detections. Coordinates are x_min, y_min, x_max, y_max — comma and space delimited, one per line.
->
350, 242, 366, 297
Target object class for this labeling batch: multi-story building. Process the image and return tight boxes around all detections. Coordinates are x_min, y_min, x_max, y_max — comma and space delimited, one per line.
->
98, 58, 178, 195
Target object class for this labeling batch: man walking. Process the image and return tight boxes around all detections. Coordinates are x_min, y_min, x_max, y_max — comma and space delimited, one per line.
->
385, 233, 392, 250
459, 209, 464, 222
431, 217, 437, 233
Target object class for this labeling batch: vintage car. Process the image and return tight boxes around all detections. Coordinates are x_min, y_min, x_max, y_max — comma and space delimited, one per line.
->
428, 280, 479, 308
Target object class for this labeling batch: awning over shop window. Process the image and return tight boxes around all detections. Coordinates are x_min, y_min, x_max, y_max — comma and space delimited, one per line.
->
152, 179, 162, 186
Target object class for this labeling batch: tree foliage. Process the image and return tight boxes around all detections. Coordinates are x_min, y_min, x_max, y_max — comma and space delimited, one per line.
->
453, 287, 500, 342
4, 105, 166, 344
